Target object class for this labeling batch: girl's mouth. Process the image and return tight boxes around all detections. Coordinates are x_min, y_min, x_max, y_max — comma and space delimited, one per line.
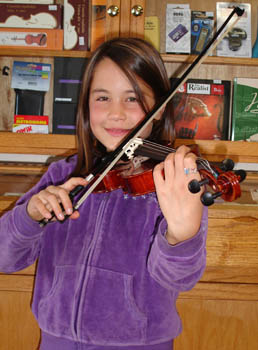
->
105, 128, 131, 137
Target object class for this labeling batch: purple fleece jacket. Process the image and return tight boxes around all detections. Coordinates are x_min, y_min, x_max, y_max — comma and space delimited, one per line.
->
0, 156, 208, 347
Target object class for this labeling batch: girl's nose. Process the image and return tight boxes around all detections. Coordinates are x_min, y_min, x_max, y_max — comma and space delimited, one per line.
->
108, 101, 126, 120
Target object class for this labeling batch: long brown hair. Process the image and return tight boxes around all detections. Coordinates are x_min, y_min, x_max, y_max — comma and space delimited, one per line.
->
72, 37, 175, 176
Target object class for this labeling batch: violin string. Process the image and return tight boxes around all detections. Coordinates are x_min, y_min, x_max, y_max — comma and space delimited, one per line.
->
139, 139, 216, 175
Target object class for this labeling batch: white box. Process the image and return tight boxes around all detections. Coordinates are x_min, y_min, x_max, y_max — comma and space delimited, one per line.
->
166, 4, 191, 54
0, 0, 54, 3
216, 2, 252, 58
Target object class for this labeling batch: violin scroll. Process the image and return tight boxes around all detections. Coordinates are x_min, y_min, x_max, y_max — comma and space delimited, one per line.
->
188, 161, 246, 206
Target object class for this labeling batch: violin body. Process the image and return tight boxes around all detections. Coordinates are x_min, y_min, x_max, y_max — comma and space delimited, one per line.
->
94, 161, 156, 196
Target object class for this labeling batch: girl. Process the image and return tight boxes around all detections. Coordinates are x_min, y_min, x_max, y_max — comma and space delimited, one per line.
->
0, 38, 208, 350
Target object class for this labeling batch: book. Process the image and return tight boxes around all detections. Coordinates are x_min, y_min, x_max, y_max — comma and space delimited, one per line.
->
0, 3, 62, 29
216, 2, 252, 58
64, 0, 90, 50
144, 16, 160, 51
231, 78, 258, 141
171, 78, 231, 140
0, 28, 63, 50
90, 0, 106, 51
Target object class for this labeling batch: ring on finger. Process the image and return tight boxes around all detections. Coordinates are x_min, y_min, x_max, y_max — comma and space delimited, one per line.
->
184, 167, 198, 175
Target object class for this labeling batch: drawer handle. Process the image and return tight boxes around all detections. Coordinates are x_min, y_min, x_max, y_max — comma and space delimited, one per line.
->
131, 5, 143, 17
107, 5, 119, 17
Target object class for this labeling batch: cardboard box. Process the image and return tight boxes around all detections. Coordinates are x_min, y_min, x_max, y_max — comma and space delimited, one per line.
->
0, 4, 62, 29
0, 0, 54, 3
0, 28, 63, 50
166, 4, 191, 54
13, 115, 49, 134
64, 0, 89, 50
216, 2, 252, 58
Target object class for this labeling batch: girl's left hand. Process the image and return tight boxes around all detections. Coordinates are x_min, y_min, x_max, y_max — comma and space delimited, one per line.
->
153, 145, 203, 245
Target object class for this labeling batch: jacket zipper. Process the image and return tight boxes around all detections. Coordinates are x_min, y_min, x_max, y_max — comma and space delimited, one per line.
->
72, 194, 109, 340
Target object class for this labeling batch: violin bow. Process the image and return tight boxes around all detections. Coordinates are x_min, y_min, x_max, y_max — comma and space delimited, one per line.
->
39, 6, 244, 226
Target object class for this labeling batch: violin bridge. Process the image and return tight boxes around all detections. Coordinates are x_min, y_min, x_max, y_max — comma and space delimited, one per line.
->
123, 137, 143, 159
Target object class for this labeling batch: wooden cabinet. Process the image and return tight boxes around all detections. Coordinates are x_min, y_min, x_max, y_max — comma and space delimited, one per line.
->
105, 0, 145, 39
1, 0, 258, 349
1, 135, 258, 350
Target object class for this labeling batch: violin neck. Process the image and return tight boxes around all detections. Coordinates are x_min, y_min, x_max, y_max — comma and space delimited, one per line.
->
134, 139, 175, 161
134, 139, 217, 176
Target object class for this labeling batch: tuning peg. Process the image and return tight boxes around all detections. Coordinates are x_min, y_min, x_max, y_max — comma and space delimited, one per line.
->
201, 191, 222, 206
234, 169, 246, 182
188, 178, 209, 193
221, 158, 234, 171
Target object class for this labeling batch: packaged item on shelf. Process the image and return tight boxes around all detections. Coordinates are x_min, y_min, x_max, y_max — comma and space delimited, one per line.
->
63, 0, 90, 50
0, 28, 63, 50
191, 11, 214, 55
0, 3, 62, 29
171, 78, 231, 140
252, 8, 258, 57
166, 4, 191, 54
53, 57, 87, 134
11, 61, 51, 134
216, 2, 251, 58
13, 115, 48, 134
144, 16, 160, 51
231, 78, 258, 141
11, 61, 51, 92
90, 0, 106, 51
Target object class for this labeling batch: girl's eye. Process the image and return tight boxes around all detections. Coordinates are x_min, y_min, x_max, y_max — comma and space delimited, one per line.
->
96, 96, 109, 101
126, 96, 138, 102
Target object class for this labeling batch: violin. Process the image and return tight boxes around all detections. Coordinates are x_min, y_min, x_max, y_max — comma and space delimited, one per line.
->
39, 6, 245, 227
92, 138, 246, 206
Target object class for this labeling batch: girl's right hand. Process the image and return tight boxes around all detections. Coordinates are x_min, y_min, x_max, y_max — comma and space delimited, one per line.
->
27, 177, 88, 222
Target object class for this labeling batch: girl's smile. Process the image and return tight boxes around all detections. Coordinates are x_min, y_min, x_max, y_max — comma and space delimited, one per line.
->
105, 128, 132, 137
89, 58, 156, 151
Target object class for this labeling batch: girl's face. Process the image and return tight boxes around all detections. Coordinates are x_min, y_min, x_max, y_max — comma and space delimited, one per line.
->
89, 58, 156, 151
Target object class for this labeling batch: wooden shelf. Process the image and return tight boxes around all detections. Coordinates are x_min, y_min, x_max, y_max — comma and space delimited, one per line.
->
0, 132, 257, 164
0, 132, 77, 156
0, 48, 92, 58
1, 48, 258, 66
161, 54, 258, 67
